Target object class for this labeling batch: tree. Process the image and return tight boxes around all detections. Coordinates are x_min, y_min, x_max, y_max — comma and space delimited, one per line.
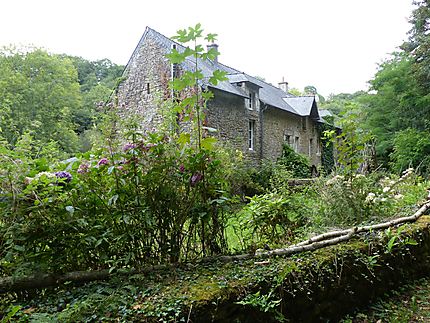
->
390, 128, 430, 174
304, 85, 325, 103
65, 56, 124, 134
402, 0, 430, 90
362, 53, 430, 166
0, 48, 81, 153
320, 91, 367, 116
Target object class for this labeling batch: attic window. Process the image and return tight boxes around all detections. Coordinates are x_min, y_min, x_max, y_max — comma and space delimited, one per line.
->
236, 82, 242, 87
246, 92, 255, 110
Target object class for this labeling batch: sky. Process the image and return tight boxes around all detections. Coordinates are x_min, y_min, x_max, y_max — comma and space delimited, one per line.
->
1, 0, 415, 97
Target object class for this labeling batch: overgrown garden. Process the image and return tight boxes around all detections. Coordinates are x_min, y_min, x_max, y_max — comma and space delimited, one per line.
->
1, 2, 430, 319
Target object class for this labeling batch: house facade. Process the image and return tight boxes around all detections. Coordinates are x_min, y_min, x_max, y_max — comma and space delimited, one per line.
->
116, 27, 329, 167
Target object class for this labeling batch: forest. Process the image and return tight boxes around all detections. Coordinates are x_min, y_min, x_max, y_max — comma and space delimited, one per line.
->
0, 1, 430, 321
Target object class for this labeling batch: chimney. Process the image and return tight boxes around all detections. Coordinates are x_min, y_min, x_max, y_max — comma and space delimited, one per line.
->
207, 43, 219, 63
278, 77, 289, 93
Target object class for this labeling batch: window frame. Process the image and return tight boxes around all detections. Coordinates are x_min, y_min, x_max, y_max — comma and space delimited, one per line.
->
248, 120, 255, 151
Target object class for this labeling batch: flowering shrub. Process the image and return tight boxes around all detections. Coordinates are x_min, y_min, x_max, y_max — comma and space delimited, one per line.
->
0, 25, 238, 275
308, 168, 427, 228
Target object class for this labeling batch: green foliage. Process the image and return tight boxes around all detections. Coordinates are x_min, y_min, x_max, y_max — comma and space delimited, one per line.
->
402, 0, 430, 90
277, 144, 311, 178
236, 291, 284, 320
342, 276, 430, 322
0, 25, 236, 274
320, 91, 367, 116
0, 48, 81, 153
362, 54, 430, 167
384, 224, 418, 254
325, 111, 373, 179
390, 128, 430, 175
0, 48, 123, 155
65, 56, 123, 138
235, 191, 304, 248
1, 305, 21, 322
306, 169, 427, 228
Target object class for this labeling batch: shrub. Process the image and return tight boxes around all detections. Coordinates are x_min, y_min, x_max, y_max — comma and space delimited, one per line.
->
278, 144, 311, 178
306, 169, 427, 229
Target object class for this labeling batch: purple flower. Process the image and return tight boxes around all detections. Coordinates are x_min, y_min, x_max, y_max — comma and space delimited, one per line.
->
190, 172, 203, 187
123, 143, 137, 152
77, 163, 89, 174
97, 158, 109, 166
179, 164, 185, 173
55, 171, 72, 183
141, 143, 156, 152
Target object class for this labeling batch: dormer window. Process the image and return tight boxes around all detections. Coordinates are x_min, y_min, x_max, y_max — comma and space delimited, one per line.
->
246, 92, 256, 110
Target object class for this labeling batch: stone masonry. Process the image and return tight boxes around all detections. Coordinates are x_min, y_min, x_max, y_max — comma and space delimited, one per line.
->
116, 27, 330, 168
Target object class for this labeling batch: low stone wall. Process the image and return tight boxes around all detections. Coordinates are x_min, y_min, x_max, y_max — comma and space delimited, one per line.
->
7, 216, 429, 321
187, 216, 430, 322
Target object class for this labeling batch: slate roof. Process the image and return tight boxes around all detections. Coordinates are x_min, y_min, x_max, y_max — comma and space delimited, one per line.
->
127, 27, 322, 119
283, 97, 316, 116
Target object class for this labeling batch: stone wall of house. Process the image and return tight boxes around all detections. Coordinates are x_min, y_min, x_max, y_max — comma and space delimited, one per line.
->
206, 89, 261, 165
262, 107, 322, 166
116, 33, 171, 129
114, 31, 321, 168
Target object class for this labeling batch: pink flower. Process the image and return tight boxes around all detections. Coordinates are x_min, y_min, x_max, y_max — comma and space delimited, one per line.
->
179, 164, 185, 173
123, 143, 137, 151
190, 172, 203, 187
97, 158, 108, 166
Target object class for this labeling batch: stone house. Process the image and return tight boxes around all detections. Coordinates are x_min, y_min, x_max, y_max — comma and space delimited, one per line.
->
116, 27, 331, 167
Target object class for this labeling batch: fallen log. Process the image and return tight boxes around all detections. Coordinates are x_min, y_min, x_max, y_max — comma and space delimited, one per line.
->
1, 202, 429, 293
0, 264, 170, 294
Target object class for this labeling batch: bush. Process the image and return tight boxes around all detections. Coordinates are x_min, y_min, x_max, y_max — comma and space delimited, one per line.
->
278, 144, 311, 178
0, 24, 237, 275
390, 128, 430, 175
306, 169, 427, 229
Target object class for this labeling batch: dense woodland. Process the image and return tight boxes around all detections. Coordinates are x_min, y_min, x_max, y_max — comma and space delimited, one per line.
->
0, 1, 430, 321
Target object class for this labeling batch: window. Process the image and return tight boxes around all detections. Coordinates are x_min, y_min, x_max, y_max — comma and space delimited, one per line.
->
309, 138, 313, 156
316, 138, 321, 155
248, 120, 255, 150
294, 136, 299, 152
146, 83, 150, 94
284, 133, 291, 146
302, 117, 307, 131
246, 92, 255, 110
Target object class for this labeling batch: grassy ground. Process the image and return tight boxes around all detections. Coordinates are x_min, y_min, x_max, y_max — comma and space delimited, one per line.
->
342, 275, 430, 322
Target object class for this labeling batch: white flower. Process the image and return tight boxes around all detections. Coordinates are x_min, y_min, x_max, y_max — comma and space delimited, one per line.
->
389, 180, 396, 186
394, 194, 404, 200
380, 197, 387, 202
35, 171, 55, 179
365, 192, 376, 202
326, 175, 344, 185
383, 187, 391, 193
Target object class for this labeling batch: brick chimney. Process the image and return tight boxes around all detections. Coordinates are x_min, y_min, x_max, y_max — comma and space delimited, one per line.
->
207, 43, 219, 63
278, 77, 289, 93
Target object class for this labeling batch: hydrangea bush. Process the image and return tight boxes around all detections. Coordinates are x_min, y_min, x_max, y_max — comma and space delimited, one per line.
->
0, 24, 237, 275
